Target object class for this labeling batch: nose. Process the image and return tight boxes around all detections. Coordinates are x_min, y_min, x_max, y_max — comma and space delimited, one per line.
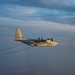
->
55, 42, 58, 46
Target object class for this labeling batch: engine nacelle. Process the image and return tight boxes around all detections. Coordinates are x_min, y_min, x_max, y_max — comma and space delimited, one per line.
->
46, 40, 51, 42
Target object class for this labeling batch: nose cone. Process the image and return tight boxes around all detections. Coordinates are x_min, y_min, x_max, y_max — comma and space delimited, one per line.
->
54, 42, 58, 46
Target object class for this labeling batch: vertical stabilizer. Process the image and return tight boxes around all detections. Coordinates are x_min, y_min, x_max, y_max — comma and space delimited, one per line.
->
14, 28, 24, 41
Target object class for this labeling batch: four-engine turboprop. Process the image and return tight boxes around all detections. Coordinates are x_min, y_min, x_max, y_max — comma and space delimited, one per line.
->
14, 28, 58, 46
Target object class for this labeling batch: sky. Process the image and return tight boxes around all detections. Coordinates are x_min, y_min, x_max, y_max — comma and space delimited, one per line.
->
0, 0, 75, 75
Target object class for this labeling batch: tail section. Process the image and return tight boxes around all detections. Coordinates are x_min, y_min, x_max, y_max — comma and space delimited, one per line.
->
14, 28, 25, 41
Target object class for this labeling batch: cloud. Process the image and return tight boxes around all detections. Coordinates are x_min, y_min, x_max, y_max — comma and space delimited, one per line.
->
0, 17, 75, 32
0, 4, 38, 20
1, 0, 75, 12
0, 0, 75, 25
40, 14, 75, 25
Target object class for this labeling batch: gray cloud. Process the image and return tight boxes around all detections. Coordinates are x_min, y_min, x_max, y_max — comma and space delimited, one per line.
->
0, 0, 75, 25
40, 14, 75, 25
0, 0, 75, 12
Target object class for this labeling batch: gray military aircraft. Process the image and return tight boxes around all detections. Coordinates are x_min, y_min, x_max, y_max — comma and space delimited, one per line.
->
14, 28, 58, 46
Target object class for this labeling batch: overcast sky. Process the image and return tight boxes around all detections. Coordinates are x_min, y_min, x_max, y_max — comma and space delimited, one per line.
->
0, 0, 75, 75
0, 0, 75, 24
0, 0, 75, 34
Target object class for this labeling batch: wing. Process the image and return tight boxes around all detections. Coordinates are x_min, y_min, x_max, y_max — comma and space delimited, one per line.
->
34, 40, 46, 43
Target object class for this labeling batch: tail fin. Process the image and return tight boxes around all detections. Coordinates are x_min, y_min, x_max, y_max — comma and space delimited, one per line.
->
14, 28, 25, 41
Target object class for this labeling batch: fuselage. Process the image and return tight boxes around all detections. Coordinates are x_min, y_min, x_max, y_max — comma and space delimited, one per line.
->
20, 39, 58, 46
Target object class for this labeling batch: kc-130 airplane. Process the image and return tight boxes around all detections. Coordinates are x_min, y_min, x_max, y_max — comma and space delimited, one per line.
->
14, 28, 58, 46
